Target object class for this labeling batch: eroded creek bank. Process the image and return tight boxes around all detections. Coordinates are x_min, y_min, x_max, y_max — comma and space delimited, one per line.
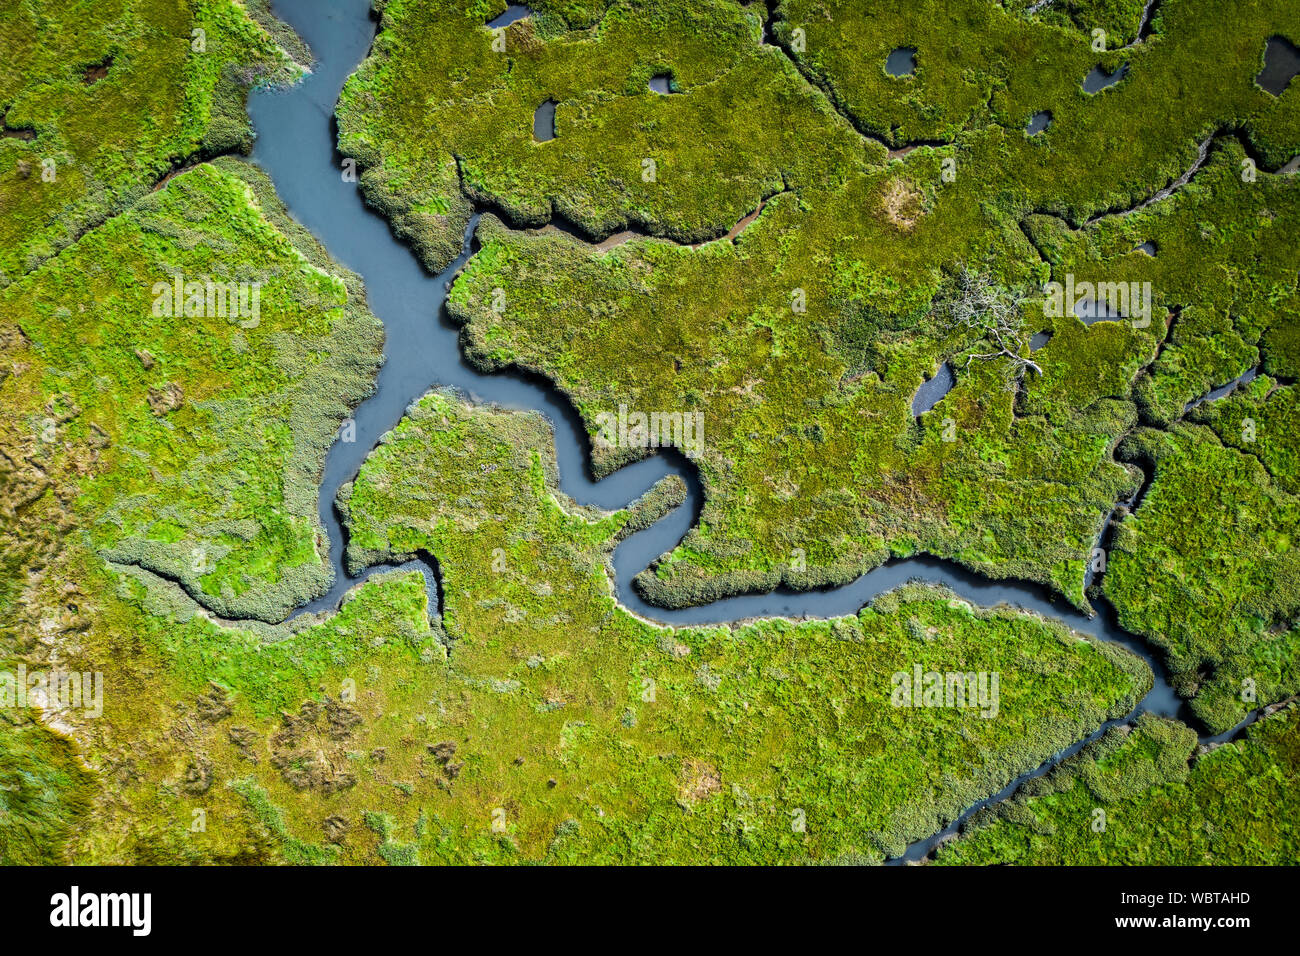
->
243, 0, 1264, 863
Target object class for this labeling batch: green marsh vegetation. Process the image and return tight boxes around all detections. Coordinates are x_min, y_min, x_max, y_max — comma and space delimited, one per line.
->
1033, 141, 1300, 734
327, 389, 1151, 863
342, 0, 1300, 730
937, 703, 1300, 864
0, 0, 1296, 864
0, 358, 1151, 862
0, 0, 302, 284
1104, 393, 1300, 734
1, 159, 383, 623
337, 0, 871, 270
0, 135, 392, 854
0, 717, 94, 864
353, 0, 1296, 610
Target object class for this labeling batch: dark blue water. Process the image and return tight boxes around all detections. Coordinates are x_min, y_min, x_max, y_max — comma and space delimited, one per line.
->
487, 4, 532, 29
1258, 35, 1300, 96
885, 47, 917, 77
1026, 110, 1051, 135
911, 361, 955, 416
533, 99, 557, 141
242, 0, 1262, 861
1074, 295, 1127, 323
1083, 62, 1128, 93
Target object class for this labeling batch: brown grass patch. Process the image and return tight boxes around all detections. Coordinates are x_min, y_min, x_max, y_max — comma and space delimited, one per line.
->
880, 177, 925, 231
678, 758, 722, 804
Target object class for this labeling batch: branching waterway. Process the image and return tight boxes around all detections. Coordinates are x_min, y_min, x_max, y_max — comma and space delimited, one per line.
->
243, 0, 1261, 862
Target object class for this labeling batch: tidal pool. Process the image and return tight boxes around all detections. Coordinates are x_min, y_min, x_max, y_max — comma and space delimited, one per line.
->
886, 46, 917, 76
487, 4, 532, 29
911, 361, 955, 416
1257, 35, 1300, 95
533, 99, 557, 141
1083, 62, 1128, 93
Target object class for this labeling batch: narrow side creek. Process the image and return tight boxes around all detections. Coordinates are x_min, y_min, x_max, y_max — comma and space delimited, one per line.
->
242, 0, 1267, 863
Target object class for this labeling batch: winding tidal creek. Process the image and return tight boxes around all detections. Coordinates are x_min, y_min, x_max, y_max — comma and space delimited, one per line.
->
244, 0, 1260, 863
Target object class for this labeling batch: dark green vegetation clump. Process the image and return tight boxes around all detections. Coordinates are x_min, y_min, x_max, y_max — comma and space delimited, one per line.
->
938, 703, 1300, 865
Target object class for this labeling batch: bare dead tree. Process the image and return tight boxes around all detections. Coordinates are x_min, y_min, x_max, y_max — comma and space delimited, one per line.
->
940, 269, 1042, 390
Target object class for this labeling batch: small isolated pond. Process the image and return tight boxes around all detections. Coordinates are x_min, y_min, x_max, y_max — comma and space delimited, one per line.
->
1026, 110, 1051, 135
82, 55, 113, 85
649, 73, 676, 94
1257, 35, 1300, 95
911, 362, 955, 416
1073, 296, 1127, 324
1083, 62, 1128, 93
1134, 240, 1157, 256
487, 4, 532, 28
1, 111, 35, 140
886, 47, 917, 77
1029, 330, 1052, 351
533, 100, 557, 141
